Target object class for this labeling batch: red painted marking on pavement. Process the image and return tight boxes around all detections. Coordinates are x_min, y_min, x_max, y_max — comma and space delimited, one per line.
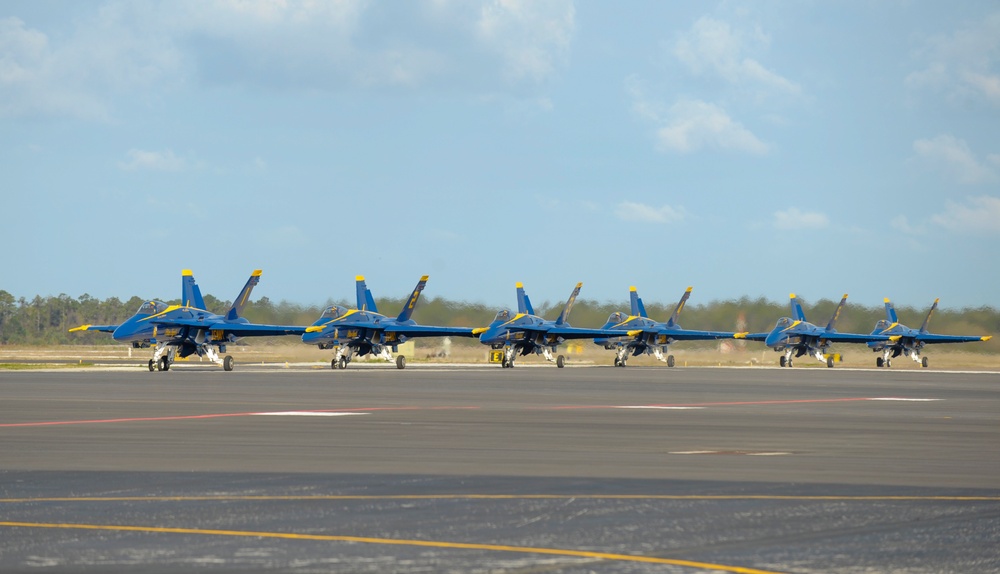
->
0, 406, 480, 428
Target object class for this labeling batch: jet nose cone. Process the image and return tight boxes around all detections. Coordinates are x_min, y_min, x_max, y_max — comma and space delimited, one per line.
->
764, 329, 786, 348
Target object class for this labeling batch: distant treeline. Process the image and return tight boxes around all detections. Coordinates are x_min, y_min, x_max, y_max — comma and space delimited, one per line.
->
1, 290, 996, 352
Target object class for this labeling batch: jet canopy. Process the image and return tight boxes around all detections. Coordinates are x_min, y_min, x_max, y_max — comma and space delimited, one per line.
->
608, 311, 626, 323
138, 301, 168, 315
320, 305, 349, 320
775, 317, 793, 329
493, 309, 512, 323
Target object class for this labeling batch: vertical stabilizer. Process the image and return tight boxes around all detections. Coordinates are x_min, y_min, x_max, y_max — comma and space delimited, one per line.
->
666, 287, 693, 327
825, 294, 848, 332
555, 282, 583, 326
396, 276, 428, 323
226, 269, 262, 321
884, 298, 898, 323
355, 276, 371, 311
919, 299, 939, 333
182, 269, 207, 310
789, 293, 808, 322
516, 282, 535, 316
629, 287, 649, 318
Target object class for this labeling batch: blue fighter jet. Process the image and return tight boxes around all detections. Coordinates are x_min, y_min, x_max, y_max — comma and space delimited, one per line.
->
70, 270, 305, 372
594, 286, 740, 367
303, 275, 475, 370
736, 293, 896, 368
868, 298, 992, 368
474, 282, 635, 368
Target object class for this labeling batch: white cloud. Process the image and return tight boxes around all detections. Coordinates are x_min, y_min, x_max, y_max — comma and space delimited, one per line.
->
913, 135, 997, 184
931, 195, 1000, 235
119, 149, 187, 172
615, 201, 686, 224
773, 208, 828, 230
674, 16, 800, 96
890, 215, 924, 235
655, 100, 768, 155
906, 12, 1000, 106
476, 0, 575, 83
1, 0, 576, 119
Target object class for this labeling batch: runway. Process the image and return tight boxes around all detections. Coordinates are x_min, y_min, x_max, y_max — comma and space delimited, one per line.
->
2, 365, 999, 572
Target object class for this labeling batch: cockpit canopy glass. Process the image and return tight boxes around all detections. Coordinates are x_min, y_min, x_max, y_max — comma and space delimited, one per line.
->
321, 306, 347, 320
138, 301, 166, 315
775, 317, 793, 328
494, 309, 511, 322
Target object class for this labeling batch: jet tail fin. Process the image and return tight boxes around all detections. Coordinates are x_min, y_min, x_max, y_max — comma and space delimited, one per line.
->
516, 282, 535, 315
789, 293, 807, 322
825, 294, 848, 332
396, 276, 428, 322
629, 287, 649, 318
182, 269, 207, 310
666, 287, 693, 327
884, 298, 898, 323
355, 276, 379, 313
555, 282, 583, 326
919, 299, 939, 333
225, 269, 262, 320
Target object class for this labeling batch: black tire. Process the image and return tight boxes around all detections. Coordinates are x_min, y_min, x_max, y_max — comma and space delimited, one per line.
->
876, 357, 884, 368
331, 358, 337, 370
223, 355, 234, 372
396, 355, 406, 370
159, 356, 170, 372
338, 356, 348, 370
779, 356, 786, 368
826, 356, 834, 368
556, 355, 565, 368
667, 355, 675, 368
613, 357, 620, 367
148, 359, 155, 372
922, 357, 928, 368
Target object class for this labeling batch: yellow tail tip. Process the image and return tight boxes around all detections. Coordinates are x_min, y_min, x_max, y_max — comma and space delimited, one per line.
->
884, 298, 891, 303
515, 282, 523, 288
251, 269, 263, 276
629, 286, 637, 292
789, 293, 797, 299
182, 269, 193, 276
420, 275, 429, 281
355, 275, 365, 281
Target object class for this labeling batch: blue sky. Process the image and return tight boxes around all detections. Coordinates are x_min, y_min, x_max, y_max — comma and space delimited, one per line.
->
3, 1, 999, 312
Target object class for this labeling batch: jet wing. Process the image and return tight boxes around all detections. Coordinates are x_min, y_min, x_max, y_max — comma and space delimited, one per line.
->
652, 328, 740, 341
914, 334, 992, 344
545, 326, 637, 339
735, 332, 769, 342
817, 332, 897, 344
69, 324, 118, 333
386, 325, 477, 338
149, 317, 305, 337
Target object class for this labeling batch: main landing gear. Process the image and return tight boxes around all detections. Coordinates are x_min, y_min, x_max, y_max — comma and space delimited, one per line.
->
147, 345, 234, 372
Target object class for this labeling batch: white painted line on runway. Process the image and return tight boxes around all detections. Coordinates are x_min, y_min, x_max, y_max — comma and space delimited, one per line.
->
615, 406, 705, 410
669, 451, 718, 455
668, 450, 793, 456
745, 452, 793, 456
867, 398, 940, 402
252, 412, 371, 417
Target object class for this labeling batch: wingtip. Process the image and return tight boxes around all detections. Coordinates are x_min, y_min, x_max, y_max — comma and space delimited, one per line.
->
69, 325, 91, 332
983, 336, 992, 342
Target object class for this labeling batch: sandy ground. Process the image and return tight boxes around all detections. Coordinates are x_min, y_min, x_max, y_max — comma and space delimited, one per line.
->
2, 341, 998, 370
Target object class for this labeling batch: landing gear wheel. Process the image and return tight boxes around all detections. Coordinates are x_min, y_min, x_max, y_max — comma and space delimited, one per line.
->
779, 356, 786, 368
876, 357, 884, 368
158, 356, 170, 372
148, 359, 155, 372
396, 355, 406, 369
338, 356, 348, 370
331, 358, 337, 370
667, 355, 675, 368
922, 357, 928, 368
826, 356, 834, 368
223, 355, 234, 371
556, 355, 565, 368
613, 357, 620, 367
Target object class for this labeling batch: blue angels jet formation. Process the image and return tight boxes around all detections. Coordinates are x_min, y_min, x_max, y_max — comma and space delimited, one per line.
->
72, 271, 992, 371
